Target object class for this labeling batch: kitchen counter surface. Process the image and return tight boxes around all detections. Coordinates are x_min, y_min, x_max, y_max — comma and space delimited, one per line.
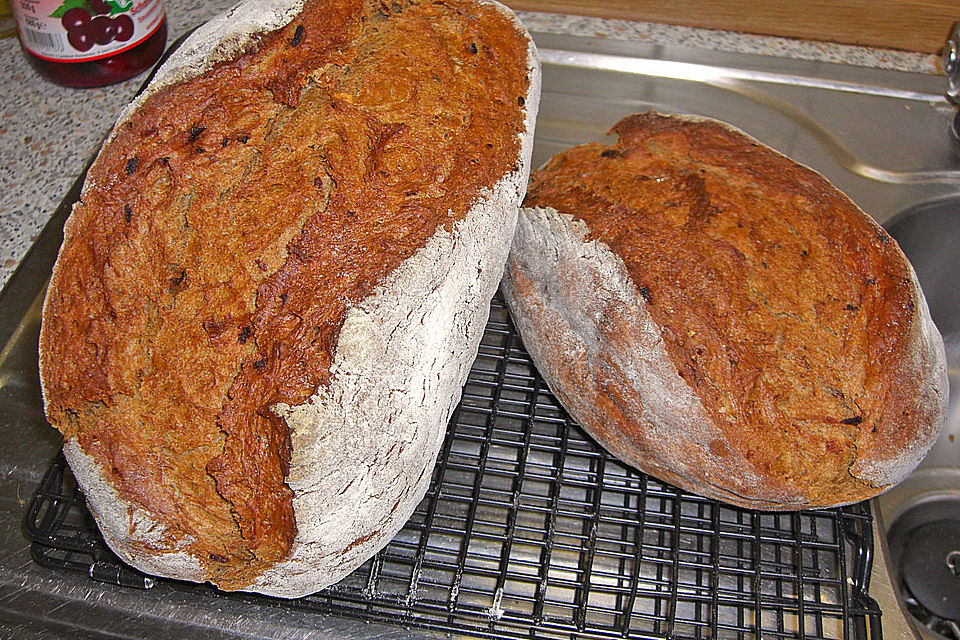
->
0, 0, 944, 290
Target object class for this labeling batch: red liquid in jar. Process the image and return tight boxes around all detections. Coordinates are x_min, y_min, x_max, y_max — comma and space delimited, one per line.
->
13, 0, 168, 89
21, 17, 167, 88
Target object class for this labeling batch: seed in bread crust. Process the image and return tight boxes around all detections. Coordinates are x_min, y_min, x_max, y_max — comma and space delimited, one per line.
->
290, 24, 304, 47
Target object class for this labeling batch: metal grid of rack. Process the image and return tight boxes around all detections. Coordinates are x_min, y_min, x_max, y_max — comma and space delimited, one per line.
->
25, 294, 881, 640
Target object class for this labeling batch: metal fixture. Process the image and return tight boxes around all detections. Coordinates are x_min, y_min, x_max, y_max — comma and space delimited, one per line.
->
945, 21, 960, 104
943, 21, 960, 150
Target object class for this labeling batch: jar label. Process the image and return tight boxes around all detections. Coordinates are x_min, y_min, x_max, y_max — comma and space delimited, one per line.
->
13, 0, 165, 62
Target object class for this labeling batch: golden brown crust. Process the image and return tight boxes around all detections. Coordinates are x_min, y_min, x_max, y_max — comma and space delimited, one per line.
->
40, 0, 528, 589
515, 111, 946, 508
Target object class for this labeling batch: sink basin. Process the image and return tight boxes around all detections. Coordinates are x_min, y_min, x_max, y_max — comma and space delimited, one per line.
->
874, 196, 960, 640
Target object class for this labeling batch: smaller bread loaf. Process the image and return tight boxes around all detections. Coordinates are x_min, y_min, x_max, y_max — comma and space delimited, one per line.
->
503, 112, 947, 510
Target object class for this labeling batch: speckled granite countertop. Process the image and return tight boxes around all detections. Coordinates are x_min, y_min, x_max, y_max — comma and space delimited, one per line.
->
0, 0, 944, 289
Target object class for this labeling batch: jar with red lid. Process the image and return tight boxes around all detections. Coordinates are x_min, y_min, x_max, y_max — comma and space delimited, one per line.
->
11, 0, 168, 88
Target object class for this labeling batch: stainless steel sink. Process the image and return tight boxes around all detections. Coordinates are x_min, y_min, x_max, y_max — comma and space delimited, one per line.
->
874, 198, 960, 640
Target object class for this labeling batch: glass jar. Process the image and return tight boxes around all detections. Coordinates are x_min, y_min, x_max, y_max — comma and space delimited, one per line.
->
11, 0, 167, 88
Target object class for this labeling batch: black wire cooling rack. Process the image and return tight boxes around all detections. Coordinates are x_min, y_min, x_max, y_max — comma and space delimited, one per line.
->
25, 294, 882, 640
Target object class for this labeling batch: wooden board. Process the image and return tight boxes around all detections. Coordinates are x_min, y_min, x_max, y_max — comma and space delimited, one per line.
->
505, 0, 957, 55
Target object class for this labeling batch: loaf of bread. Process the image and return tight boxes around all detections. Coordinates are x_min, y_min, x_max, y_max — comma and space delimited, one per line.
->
39, 0, 539, 597
503, 112, 947, 510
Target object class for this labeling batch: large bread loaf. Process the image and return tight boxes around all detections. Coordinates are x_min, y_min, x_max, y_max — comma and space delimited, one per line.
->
502, 112, 946, 510
39, 0, 540, 597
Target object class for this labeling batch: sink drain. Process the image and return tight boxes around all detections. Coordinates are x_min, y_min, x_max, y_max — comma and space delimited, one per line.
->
888, 500, 960, 639
901, 521, 960, 620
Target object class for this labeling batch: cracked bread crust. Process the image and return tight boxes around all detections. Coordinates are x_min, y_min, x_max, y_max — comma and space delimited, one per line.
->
40, 0, 539, 596
503, 112, 947, 510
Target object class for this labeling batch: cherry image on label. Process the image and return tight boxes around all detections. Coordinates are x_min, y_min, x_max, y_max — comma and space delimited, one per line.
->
13, 0, 167, 88
115, 15, 134, 42
89, 16, 116, 46
60, 7, 90, 31
57, 4, 147, 56
66, 27, 93, 53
